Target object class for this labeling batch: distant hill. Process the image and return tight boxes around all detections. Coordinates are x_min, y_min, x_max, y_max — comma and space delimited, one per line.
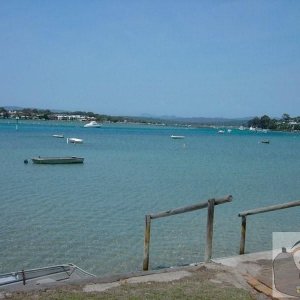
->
3, 106, 67, 113
3, 105, 251, 126
136, 114, 252, 126
3, 106, 24, 111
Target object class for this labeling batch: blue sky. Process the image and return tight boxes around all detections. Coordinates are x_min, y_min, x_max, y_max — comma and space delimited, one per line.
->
0, 0, 299, 118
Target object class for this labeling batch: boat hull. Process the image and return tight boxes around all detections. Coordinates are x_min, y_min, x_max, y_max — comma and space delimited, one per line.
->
170, 135, 185, 139
52, 134, 64, 138
67, 138, 83, 144
0, 264, 95, 289
84, 121, 102, 128
32, 157, 84, 164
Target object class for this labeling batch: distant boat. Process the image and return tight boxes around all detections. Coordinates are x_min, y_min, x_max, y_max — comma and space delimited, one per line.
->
32, 156, 84, 164
170, 135, 185, 139
218, 130, 225, 134
261, 140, 270, 144
52, 134, 64, 138
67, 137, 83, 144
0, 264, 94, 288
84, 121, 102, 128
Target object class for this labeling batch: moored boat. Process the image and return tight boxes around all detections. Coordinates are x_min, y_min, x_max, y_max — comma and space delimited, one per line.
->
84, 121, 102, 128
0, 264, 95, 289
67, 137, 83, 144
261, 140, 270, 144
52, 134, 64, 138
32, 156, 84, 164
170, 135, 185, 139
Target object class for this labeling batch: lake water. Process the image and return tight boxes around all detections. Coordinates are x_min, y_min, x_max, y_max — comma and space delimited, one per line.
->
0, 120, 300, 276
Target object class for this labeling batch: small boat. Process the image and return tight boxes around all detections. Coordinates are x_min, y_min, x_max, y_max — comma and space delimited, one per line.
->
218, 130, 225, 134
67, 137, 83, 144
84, 121, 102, 128
52, 134, 64, 138
32, 156, 84, 164
261, 140, 270, 144
170, 135, 185, 139
0, 264, 95, 289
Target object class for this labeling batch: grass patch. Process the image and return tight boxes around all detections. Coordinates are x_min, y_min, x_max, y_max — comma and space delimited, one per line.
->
3, 268, 255, 300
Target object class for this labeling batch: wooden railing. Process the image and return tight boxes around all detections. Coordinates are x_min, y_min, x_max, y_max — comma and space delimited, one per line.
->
238, 199, 300, 254
143, 195, 232, 271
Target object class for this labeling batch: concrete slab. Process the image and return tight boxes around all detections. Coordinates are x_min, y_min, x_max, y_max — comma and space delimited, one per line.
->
123, 270, 192, 284
214, 250, 300, 299
82, 270, 192, 293
83, 282, 120, 292
213, 250, 273, 282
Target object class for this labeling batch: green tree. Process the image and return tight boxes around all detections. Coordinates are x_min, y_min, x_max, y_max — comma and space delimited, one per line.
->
268, 119, 278, 130
294, 124, 300, 131
260, 115, 271, 129
0, 107, 9, 118
282, 113, 290, 122
248, 117, 260, 128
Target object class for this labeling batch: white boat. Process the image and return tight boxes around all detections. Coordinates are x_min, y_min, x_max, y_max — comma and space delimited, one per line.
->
32, 156, 84, 164
0, 264, 95, 289
84, 121, 102, 128
218, 130, 225, 134
67, 137, 83, 144
52, 134, 64, 138
170, 135, 185, 139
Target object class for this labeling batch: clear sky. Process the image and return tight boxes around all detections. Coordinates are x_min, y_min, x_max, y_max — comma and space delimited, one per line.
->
0, 0, 299, 118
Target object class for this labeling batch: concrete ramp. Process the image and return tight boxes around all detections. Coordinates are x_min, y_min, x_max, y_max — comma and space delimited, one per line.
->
214, 250, 300, 299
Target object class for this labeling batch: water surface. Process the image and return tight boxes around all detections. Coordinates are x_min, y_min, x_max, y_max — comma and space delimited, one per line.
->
0, 120, 299, 275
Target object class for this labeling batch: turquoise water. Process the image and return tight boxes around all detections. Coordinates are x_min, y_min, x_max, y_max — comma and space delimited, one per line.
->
1, 120, 300, 276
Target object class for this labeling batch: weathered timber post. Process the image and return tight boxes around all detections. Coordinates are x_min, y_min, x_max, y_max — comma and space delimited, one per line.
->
239, 216, 247, 255
205, 198, 215, 262
143, 215, 151, 271
238, 199, 300, 255
22, 269, 26, 285
143, 195, 232, 271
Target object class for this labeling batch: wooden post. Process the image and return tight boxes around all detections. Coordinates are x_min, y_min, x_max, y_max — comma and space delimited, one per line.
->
205, 198, 215, 262
143, 215, 151, 271
22, 269, 26, 285
142, 195, 232, 270
239, 216, 247, 255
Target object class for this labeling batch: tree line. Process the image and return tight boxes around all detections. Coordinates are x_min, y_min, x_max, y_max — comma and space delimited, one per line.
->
0, 107, 163, 124
248, 114, 300, 131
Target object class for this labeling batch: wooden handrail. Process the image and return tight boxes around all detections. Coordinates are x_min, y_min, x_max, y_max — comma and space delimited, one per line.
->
143, 195, 233, 271
149, 195, 232, 219
239, 200, 300, 217
238, 199, 300, 254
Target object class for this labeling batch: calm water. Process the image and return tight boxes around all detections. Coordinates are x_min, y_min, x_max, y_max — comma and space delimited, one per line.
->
0, 120, 300, 276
